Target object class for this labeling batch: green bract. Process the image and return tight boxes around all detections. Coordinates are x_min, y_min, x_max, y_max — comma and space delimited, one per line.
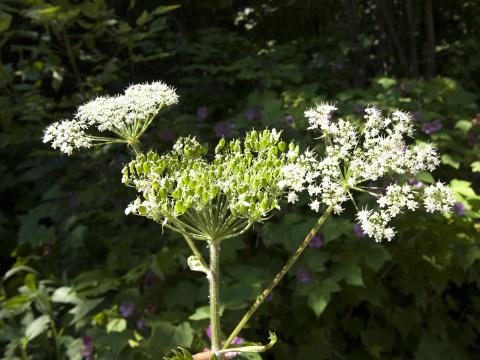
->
123, 129, 300, 242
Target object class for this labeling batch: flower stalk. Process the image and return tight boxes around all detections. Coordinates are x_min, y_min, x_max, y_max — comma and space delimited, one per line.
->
209, 241, 222, 357
223, 205, 334, 349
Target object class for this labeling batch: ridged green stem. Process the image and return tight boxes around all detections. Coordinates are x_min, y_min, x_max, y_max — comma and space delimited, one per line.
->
223, 205, 334, 350
209, 241, 222, 357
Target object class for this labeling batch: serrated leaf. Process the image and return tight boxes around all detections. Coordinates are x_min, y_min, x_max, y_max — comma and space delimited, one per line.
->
25, 314, 50, 341
163, 347, 193, 360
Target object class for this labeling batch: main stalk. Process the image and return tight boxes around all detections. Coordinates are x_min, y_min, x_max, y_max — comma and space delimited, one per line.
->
209, 241, 222, 357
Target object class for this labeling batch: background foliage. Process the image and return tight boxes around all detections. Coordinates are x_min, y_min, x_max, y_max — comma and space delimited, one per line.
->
1, 0, 480, 359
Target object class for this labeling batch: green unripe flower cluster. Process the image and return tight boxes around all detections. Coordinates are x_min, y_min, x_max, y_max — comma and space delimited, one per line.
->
123, 129, 302, 240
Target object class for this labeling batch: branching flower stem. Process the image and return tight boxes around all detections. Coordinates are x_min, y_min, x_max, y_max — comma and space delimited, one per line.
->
223, 205, 334, 350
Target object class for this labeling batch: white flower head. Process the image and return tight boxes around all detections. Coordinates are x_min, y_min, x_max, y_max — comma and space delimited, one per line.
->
423, 182, 455, 213
305, 103, 337, 131
43, 119, 92, 155
45, 81, 178, 155
298, 104, 452, 241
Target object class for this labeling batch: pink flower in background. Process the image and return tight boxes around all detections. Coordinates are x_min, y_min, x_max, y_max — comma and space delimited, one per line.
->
422, 120, 442, 135
468, 133, 477, 147
82, 336, 94, 359
158, 129, 176, 142
245, 108, 262, 121
119, 302, 134, 318
214, 121, 234, 138
309, 233, 324, 248
408, 178, 424, 188
197, 106, 209, 120
453, 202, 465, 216
283, 114, 294, 125
353, 224, 366, 238
297, 268, 311, 283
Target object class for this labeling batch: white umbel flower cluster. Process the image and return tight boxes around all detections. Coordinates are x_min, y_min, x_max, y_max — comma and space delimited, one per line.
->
285, 103, 454, 241
43, 81, 178, 155
42, 119, 92, 155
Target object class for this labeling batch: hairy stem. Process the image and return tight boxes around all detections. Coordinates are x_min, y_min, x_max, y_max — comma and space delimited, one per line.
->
209, 241, 222, 357
223, 205, 334, 349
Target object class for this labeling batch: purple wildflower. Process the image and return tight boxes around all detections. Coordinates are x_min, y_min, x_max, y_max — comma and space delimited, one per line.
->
225, 337, 246, 359
453, 202, 465, 216
231, 337, 245, 345
468, 133, 478, 147
331, 61, 344, 73
197, 106, 209, 120
353, 224, 367, 238
283, 114, 294, 125
245, 109, 262, 121
136, 318, 145, 330
309, 233, 325, 248
297, 268, 311, 284
144, 272, 157, 288
82, 336, 94, 359
158, 129, 176, 142
144, 303, 156, 314
265, 292, 274, 302
422, 120, 442, 135
411, 111, 422, 122
214, 121, 234, 138
119, 302, 134, 318
206, 324, 212, 339
354, 105, 365, 114
408, 178, 424, 188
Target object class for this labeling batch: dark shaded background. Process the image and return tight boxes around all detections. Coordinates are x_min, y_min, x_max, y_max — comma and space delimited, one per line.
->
1, 1, 480, 359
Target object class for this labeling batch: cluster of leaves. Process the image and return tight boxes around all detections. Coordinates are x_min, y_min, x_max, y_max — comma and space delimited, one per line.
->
1, 1, 480, 359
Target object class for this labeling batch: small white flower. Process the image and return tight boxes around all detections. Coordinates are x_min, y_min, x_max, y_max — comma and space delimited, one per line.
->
287, 192, 299, 203
309, 200, 321, 212
423, 182, 455, 213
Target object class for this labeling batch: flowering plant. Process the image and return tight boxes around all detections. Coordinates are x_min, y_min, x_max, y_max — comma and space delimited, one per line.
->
43, 83, 454, 359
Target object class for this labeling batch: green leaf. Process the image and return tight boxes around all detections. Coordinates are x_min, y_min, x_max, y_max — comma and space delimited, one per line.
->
189, 305, 224, 321
441, 154, 460, 169
376, 77, 397, 89
0, 12, 12, 32
146, 321, 194, 354
307, 278, 341, 316
136, 10, 149, 26
164, 281, 198, 310
163, 348, 193, 360
454, 120, 472, 134
470, 161, 480, 173
25, 314, 50, 341
450, 180, 480, 200
152, 5, 181, 15
51, 287, 79, 304
106, 318, 127, 333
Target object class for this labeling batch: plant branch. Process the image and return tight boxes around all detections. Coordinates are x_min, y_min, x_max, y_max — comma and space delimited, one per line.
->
223, 205, 334, 349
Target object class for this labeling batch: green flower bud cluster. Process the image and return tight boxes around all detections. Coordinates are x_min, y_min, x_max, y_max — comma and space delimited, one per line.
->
123, 129, 301, 241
